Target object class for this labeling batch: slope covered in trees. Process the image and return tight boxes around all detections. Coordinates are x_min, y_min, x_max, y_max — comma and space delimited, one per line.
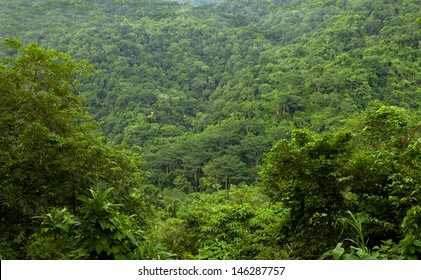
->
0, 0, 420, 259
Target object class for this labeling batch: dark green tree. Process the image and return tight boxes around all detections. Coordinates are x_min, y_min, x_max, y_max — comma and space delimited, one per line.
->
261, 129, 353, 257
0, 39, 150, 259
28, 187, 143, 260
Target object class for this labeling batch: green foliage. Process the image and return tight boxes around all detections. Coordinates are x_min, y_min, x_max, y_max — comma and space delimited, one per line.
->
0, 39, 152, 259
320, 242, 379, 260
76, 188, 142, 259
1, 0, 421, 260
344, 105, 421, 243
340, 211, 370, 254
137, 240, 177, 260
399, 206, 421, 259
320, 211, 383, 260
262, 104, 421, 259
28, 187, 144, 260
203, 155, 248, 191
149, 185, 289, 259
0, 39, 92, 256
3, 0, 419, 192
27, 208, 84, 259
173, 175, 194, 193
321, 207, 421, 260
261, 129, 353, 257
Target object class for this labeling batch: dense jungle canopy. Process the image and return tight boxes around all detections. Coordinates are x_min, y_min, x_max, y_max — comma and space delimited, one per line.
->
0, 0, 420, 259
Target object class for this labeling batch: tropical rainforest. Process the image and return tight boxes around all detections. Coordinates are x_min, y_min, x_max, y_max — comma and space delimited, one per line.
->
0, 0, 420, 260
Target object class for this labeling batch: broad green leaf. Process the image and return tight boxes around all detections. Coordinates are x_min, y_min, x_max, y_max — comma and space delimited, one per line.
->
409, 246, 415, 255
332, 244, 345, 260
95, 243, 105, 255
56, 223, 70, 233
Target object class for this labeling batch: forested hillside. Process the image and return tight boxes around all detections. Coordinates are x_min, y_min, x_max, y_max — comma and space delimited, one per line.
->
1, 0, 421, 259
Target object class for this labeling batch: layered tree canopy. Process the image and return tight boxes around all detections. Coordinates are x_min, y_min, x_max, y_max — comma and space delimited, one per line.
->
0, 0, 420, 259
0, 39, 154, 259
